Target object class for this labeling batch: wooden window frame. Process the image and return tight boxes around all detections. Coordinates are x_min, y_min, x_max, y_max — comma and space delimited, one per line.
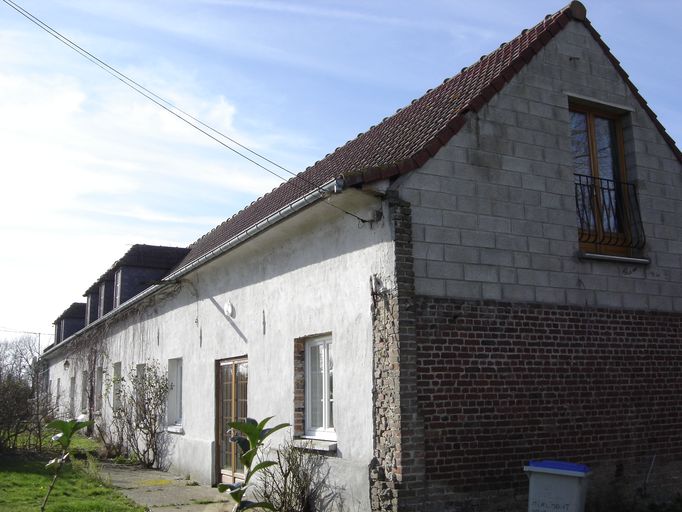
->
570, 103, 632, 256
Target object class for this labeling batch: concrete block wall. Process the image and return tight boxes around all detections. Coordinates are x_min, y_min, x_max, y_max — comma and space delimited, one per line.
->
401, 20, 682, 311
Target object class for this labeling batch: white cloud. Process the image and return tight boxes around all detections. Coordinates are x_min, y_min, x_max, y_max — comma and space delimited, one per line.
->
0, 24, 301, 340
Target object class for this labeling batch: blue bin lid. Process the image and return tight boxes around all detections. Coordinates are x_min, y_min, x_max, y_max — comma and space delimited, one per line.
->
528, 460, 590, 473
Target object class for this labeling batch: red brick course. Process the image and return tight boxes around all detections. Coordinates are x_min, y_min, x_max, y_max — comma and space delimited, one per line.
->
415, 297, 682, 493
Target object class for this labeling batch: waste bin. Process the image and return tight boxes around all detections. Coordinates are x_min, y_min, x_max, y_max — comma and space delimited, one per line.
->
524, 460, 591, 512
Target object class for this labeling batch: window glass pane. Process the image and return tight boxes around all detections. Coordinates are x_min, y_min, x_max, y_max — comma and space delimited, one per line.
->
80, 371, 88, 412
177, 361, 182, 422
69, 377, 76, 418
594, 116, 617, 181
167, 359, 182, 424
221, 365, 231, 469
570, 111, 591, 176
594, 116, 620, 232
113, 362, 122, 411
571, 111, 596, 230
327, 344, 333, 429
235, 362, 248, 473
95, 367, 103, 412
309, 344, 323, 429
114, 270, 121, 307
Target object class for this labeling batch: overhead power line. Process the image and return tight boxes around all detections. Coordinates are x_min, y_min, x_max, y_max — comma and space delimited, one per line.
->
2, 0, 369, 223
0, 327, 53, 336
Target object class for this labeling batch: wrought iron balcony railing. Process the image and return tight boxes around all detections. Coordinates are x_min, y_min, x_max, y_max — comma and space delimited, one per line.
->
574, 174, 645, 250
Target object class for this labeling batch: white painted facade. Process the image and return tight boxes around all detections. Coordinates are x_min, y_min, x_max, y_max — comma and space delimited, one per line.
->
45, 190, 395, 509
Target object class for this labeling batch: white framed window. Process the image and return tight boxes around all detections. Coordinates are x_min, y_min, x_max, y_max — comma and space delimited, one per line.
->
167, 358, 183, 426
85, 296, 95, 324
80, 371, 88, 413
98, 282, 107, 317
112, 362, 122, 411
136, 363, 146, 381
69, 376, 76, 418
305, 337, 335, 440
56, 378, 61, 409
113, 269, 122, 308
95, 367, 103, 412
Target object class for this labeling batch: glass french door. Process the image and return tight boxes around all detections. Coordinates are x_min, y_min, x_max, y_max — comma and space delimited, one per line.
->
216, 358, 248, 483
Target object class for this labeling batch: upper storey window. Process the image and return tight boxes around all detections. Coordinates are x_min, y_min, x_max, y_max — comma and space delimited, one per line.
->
570, 105, 645, 255
113, 269, 122, 308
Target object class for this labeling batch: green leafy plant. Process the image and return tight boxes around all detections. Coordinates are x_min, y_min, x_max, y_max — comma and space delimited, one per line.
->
41, 415, 94, 512
218, 416, 289, 511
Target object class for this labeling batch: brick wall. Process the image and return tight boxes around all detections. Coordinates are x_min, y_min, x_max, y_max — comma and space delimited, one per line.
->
292, 337, 305, 436
415, 296, 682, 507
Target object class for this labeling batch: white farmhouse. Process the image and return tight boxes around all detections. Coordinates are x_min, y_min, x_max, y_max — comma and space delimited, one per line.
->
43, 2, 682, 510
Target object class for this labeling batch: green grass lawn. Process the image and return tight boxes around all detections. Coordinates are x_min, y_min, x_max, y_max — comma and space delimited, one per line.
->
15, 432, 102, 456
0, 453, 144, 512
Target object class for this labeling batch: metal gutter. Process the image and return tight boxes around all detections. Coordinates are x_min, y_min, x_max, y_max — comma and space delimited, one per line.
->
43, 178, 341, 358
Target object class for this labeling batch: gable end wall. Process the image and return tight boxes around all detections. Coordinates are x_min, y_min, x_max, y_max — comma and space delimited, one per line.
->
394, 19, 682, 510
401, 20, 682, 310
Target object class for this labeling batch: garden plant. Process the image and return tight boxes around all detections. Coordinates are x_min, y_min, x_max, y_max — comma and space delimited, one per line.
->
218, 416, 289, 511
41, 415, 93, 512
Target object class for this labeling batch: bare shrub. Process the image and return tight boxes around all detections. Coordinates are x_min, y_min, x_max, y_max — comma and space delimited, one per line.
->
0, 373, 32, 450
98, 361, 169, 467
255, 438, 345, 512
0, 335, 54, 451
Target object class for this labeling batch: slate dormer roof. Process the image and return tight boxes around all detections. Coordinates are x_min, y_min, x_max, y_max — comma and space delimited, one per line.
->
83, 244, 189, 296
109, 244, 189, 271
84, 270, 112, 296
176, 1, 680, 272
53, 302, 86, 324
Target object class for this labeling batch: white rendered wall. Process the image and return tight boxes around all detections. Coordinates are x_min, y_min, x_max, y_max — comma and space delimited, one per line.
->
46, 190, 394, 510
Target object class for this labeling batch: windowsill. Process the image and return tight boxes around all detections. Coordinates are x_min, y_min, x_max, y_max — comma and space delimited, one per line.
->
166, 425, 184, 435
577, 251, 650, 265
292, 437, 337, 454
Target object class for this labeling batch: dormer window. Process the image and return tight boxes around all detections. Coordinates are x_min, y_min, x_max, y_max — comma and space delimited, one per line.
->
98, 282, 107, 317
113, 269, 122, 308
570, 105, 645, 255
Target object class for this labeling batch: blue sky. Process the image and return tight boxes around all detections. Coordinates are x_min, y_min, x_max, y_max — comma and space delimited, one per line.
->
0, 0, 680, 342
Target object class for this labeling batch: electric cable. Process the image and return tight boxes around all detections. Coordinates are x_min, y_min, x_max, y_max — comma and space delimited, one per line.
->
2, 0, 370, 223
0, 327, 53, 336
